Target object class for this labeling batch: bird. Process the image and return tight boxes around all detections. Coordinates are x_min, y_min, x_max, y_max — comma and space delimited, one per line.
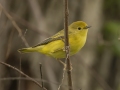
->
18, 21, 90, 59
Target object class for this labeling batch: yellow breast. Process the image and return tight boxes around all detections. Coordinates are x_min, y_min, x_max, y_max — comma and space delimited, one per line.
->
69, 31, 87, 56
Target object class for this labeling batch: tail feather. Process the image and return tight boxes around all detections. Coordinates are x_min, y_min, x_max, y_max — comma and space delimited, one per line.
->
18, 47, 36, 53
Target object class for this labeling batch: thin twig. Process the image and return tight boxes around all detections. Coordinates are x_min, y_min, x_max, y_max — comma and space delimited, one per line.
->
64, 0, 73, 90
0, 77, 82, 90
0, 3, 29, 47
18, 56, 22, 90
0, 18, 8, 38
18, 29, 28, 90
39, 63, 44, 89
58, 69, 66, 90
0, 77, 60, 86
11, 13, 50, 37
5, 29, 14, 59
0, 61, 47, 90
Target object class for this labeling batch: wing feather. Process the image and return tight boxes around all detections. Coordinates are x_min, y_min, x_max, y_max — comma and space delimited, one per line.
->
32, 29, 72, 47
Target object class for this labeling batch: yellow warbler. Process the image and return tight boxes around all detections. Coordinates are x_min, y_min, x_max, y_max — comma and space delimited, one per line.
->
18, 21, 90, 58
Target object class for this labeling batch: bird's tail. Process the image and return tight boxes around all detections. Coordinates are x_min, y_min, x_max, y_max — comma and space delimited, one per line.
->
18, 47, 37, 53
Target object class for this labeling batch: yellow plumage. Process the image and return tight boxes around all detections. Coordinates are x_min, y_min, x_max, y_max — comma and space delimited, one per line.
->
18, 21, 90, 58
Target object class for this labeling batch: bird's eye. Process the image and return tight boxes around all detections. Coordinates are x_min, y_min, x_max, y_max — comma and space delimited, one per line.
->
78, 27, 81, 30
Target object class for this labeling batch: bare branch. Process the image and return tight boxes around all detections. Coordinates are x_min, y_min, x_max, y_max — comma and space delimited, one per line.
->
58, 69, 66, 90
0, 3, 29, 47
64, 0, 73, 90
11, 13, 50, 37
5, 29, 14, 59
39, 63, 44, 90
0, 61, 47, 90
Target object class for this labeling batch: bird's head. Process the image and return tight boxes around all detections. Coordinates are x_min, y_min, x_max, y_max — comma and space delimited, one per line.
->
69, 21, 91, 31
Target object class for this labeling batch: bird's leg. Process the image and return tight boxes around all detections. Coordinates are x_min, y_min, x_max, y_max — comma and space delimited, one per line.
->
58, 59, 66, 70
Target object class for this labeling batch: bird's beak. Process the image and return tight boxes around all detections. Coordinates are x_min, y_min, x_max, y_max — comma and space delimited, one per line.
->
84, 26, 91, 29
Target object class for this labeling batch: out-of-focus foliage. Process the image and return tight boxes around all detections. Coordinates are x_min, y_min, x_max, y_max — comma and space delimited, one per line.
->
104, 0, 120, 19
103, 22, 120, 41
103, 0, 120, 57
102, 21, 120, 55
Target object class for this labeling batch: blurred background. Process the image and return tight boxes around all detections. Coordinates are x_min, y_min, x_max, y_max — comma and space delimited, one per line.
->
0, 0, 120, 90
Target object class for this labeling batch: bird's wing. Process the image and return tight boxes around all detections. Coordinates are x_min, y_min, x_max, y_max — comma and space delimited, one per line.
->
33, 36, 64, 47
33, 29, 73, 47
33, 30, 65, 47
